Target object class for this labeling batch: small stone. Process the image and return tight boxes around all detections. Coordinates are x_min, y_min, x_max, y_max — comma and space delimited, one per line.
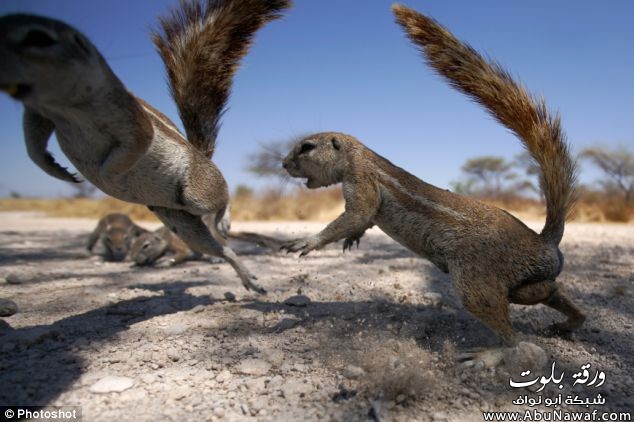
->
163, 323, 188, 336
395, 394, 407, 404
224, 292, 236, 302
216, 369, 232, 383
502, 342, 547, 375
342, 364, 366, 380
139, 373, 156, 385
191, 305, 206, 313
250, 397, 269, 412
263, 349, 285, 366
5, 273, 26, 285
238, 359, 271, 376
240, 403, 249, 415
431, 411, 449, 421
271, 318, 300, 332
423, 292, 443, 306
166, 349, 180, 362
169, 386, 189, 401
245, 377, 266, 392
284, 294, 311, 307
281, 380, 313, 399
213, 407, 225, 418
89, 375, 135, 393
0, 299, 18, 317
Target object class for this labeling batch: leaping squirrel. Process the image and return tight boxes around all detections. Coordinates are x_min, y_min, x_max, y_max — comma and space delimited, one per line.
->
281, 4, 585, 354
0, 0, 292, 293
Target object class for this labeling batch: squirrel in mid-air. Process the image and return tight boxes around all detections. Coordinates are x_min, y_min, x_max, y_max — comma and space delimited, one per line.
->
0, 0, 292, 293
282, 4, 585, 355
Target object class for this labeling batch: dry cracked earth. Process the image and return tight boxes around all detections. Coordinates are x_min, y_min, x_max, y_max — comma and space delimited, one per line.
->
0, 212, 632, 421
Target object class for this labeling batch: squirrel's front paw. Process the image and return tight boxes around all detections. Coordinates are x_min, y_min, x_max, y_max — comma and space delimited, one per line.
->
280, 237, 319, 257
342, 232, 365, 252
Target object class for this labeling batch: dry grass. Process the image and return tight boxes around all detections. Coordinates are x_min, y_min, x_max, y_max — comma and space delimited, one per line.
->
481, 195, 634, 223
355, 336, 435, 401
0, 197, 158, 221
1, 187, 631, 223
231, 186, 344, 221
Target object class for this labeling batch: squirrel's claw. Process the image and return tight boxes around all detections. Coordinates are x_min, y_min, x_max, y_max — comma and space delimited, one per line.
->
342, 233, 364, 252
281, 238, 317, 257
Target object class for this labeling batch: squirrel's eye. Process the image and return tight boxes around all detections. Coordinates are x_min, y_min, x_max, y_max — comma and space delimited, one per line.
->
19, 29, 58, 48
142, 243, 150, 250
299, 143, 315, 154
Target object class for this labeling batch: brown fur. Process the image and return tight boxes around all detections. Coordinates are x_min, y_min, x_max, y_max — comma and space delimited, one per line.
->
86, 213, 148, 262
1, 1, 290, 293
153, 0, 291, 159
129, 226, 198, 266
392, 4, 578, 245
281, 6, 585, 345
131, 220, 286, 266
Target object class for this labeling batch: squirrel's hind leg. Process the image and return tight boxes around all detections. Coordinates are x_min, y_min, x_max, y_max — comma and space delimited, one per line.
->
149, 206, 266, 294
509, 280, 585, 335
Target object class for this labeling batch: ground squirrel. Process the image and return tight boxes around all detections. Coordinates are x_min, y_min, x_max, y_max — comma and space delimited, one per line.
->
86, 213, 148, 262
131, 211, 286, 267
282, 5, 585, 352
130, 225, 198, 267
0, 0, 291, 293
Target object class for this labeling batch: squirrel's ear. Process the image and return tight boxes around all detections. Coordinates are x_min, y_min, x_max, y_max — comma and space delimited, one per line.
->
331, 137, 341, 150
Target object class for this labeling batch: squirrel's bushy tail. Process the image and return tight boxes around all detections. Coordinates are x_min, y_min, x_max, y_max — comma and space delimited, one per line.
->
392, 4, 577, 245
153, 0, 291, 159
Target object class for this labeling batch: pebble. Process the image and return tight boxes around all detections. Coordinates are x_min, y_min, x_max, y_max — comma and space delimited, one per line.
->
163, 323, 188, 336
89, 375, 135, 394
5, 273, 26, 285
139, 373, 156, 385
272, 318, 300, 332
423, 292, 443, 306
166, 348, 180, 362
263, 349, 285, 366
191, 305, 206, 313
283, 294, 311, 307
240, 403, 250, 415
249, 397, 269, 412
169, 386, 189, 401
245, 377, 266, 392
431, 411, 449, 421
281, 380, 313, 399
502, 341, 547, 374
216, 369, 232, 383
237, 359, 271, 376
213, 407, 225, 418
224, 292, 236, 302
342, 364, 366, 380
0, 299, 18, 317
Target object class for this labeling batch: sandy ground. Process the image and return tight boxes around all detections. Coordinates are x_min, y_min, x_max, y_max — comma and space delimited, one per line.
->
0, 212, 632, 421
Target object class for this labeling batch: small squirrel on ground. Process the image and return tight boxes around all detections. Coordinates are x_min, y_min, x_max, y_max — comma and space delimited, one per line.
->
0, 0, 292, 293
130, 225, 198, 267
130, 210, 287, 267
281, 5, 585, 359
86, 213, 148, 262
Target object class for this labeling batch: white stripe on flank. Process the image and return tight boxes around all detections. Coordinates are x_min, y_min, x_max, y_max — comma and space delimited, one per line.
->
140, 103, 186, 141
378, 170, 469, 221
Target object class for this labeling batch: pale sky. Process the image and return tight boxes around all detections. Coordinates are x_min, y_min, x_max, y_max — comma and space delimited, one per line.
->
1, 0, 632, 197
